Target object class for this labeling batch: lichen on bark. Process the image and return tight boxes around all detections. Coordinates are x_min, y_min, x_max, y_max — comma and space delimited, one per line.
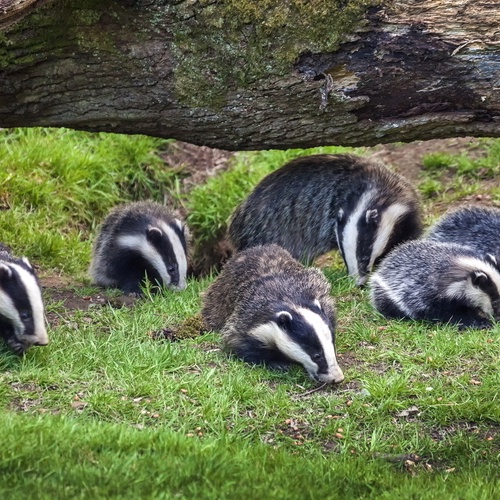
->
171, 0, 384, 108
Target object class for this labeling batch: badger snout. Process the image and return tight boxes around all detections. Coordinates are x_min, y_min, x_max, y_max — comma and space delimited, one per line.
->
316, 365, 345, 384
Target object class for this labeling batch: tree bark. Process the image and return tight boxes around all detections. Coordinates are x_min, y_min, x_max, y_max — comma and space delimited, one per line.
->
1, 0, 499, 150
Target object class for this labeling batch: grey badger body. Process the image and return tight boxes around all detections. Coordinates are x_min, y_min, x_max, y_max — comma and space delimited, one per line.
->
89, 201, 189, 295
370, 240, 500, 330
228, 154, 422, 286
202, 244, 344, 383
427, 205, 500, 259
0, 247, 48, 354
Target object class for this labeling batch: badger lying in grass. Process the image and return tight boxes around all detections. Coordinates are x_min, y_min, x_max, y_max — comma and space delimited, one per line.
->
370, 240, 500, 330
89, 201, 189, 295
0, 247, 48, 355
202, 244, 344, 384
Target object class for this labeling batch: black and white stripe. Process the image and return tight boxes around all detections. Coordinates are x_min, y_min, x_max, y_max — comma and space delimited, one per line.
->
0, 251, 48, 354
89, 201, 189, 295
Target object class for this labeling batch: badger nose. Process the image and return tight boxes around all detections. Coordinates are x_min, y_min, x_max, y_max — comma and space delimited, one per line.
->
319, 366, 345, 384
34, 340, 49, 346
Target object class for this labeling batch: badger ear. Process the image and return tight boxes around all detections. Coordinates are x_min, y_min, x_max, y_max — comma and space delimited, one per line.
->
486, 253, 498, 268
366, 209, 379, 224
313, 299, 322, 311
21, 257, 33, 269
337, 208, 345, 221
146, 226, 163, 244
175, 218, 184, 231
0, 263, 12, 281
471, 271, 489, 288
276, 311, 293, 328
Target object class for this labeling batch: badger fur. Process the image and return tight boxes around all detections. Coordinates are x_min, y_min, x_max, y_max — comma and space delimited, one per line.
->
427, 205, 500, 260
202, 244, 344, 384
228, 154, 422, 286
89, 201, 189, 295
370, 240, 500, 330
0, 247, 48, 354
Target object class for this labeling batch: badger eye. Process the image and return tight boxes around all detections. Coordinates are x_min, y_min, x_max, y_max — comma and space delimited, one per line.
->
167, 265, 177, 274
20, 311, 31, 321
312, 353, 322, 361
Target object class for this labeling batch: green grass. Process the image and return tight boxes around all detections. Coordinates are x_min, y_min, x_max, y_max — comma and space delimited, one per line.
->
0, 128, 175, 275
1, 129, 500, 498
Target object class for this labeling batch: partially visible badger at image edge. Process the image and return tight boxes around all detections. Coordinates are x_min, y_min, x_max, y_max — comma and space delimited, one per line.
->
427, 204, 500, 260
370, 240, 500, 330
0, 246, 49, 355
228, 154, 422, 286
89, 201, 189, 295
202, 244, 344, 384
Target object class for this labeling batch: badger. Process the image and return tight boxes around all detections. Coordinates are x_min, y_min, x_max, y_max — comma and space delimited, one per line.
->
427, 205, 500, 260
89, 201, 189, 295
0, 247, 49, 354
228, 154, 422, 286
369, 240, 500, 330
202, 244, 344, 384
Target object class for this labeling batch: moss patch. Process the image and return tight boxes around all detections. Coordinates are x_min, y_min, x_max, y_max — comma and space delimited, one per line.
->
172, 0, 384, 107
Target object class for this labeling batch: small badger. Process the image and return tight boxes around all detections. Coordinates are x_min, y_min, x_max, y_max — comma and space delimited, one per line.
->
427, 205, 500, 259
228, 154, 422, 286
369, 240, 500, 330
89, 201, 189, 295
0, 247, 48, 354
202, 244, 344, 384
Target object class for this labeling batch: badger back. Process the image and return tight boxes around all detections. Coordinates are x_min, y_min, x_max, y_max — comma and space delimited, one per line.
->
335, 161, 422, 286
427, 205, 500, 260
0, 251, 48, 354
90, 201, 188, 293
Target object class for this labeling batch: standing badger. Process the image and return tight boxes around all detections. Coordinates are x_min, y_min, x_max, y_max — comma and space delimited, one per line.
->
89, 201, 189, 295
202, 244, 344, 384
427, 205, 500, 259
369, 240, 500, 330
228, 154, 422, 286
0, 247, 48, 354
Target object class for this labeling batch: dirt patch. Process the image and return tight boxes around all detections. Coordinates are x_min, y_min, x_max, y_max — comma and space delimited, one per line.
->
368, 137, 484, 183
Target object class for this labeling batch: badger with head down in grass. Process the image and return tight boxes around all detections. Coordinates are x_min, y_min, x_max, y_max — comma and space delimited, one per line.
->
89, 201, 189, 295
202, 244, 344, 384
0, 247, 48, 355
427, 204, 500, 260
369, 240, 500, 330
228, 154, 422, 286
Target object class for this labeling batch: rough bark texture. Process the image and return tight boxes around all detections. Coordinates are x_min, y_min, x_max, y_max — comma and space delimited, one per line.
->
1, 0, 499, 150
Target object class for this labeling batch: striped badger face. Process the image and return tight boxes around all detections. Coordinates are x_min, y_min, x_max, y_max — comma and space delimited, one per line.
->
336, 191, 419, 286
0, 258, 48, 355
445, 255, 500, 321
248, 300, 344, 384
145, 219, 188, 290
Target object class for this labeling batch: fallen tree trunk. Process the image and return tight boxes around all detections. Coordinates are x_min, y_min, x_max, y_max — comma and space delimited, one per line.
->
1, 0, 499, 150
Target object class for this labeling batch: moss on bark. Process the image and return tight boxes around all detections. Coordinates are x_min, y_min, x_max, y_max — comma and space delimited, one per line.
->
171, 0, 383, 107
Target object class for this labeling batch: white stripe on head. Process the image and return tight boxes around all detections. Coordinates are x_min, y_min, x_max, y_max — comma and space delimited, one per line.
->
248, 307, 344, 383
2, 262, 48, 346
159, 221, 188, 290
341, 190, 375, 281
445, 256, 500, 316
369, 203, 410, 272
117, 233, 170, 286
297, 307, 344, 383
